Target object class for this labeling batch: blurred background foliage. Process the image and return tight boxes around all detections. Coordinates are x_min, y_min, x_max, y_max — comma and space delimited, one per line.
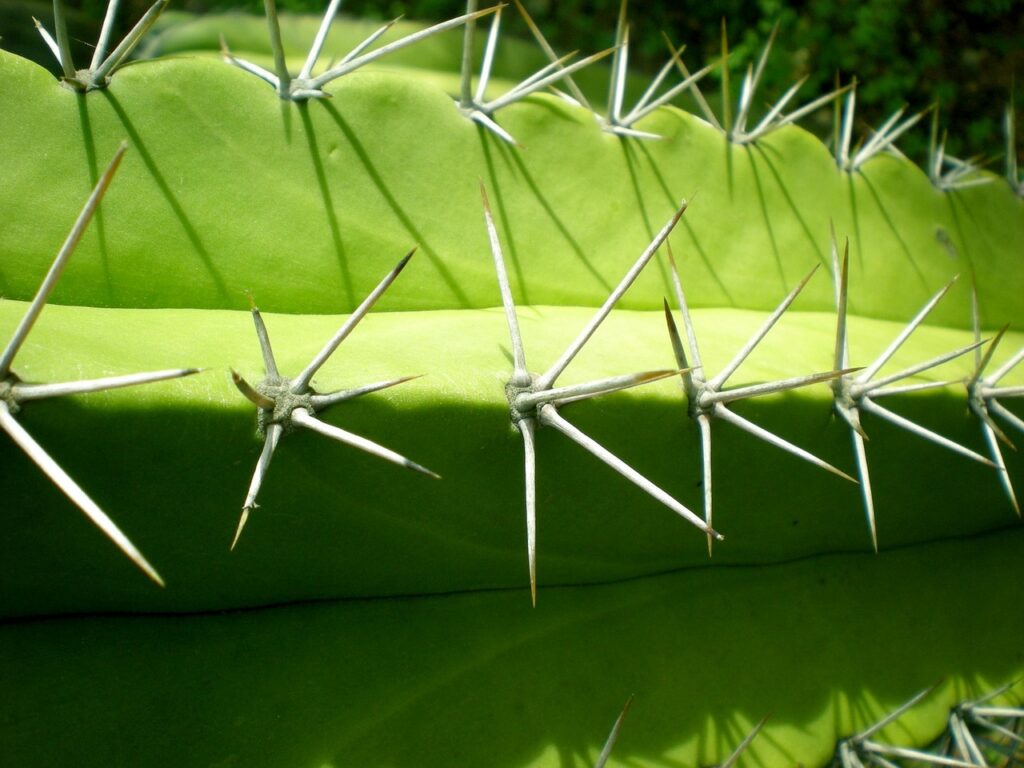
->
4, 0, 1022, 169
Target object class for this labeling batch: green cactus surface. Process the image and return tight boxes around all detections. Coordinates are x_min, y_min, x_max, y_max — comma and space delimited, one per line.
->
0, 5, 1022, 767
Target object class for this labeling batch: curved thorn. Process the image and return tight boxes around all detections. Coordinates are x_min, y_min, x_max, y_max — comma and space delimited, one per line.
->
231, 370, 276, 409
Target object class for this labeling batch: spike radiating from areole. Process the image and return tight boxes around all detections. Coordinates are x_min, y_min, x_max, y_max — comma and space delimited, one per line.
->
480, 185, 718, 605
33, 0, 169, 91
452, 1, 615, 144
662, 17, 849, 144
230, 249, 437, 549
0, 143, 200, 587
927, 110, 993, 191
663, 245, 856, 555
966, 285, 1024, 516
222, 0, 499, 101
829, 232, 997, 551
516, 0, 715, 140
834, 85, 933, 172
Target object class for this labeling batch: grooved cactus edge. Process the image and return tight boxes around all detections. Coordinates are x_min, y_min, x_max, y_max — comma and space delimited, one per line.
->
1, 3, 1023, 767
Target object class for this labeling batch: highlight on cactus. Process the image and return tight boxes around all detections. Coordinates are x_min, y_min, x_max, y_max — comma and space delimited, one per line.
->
0, 0, 1022, 766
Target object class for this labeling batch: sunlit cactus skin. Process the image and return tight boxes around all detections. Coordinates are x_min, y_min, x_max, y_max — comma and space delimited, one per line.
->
0, 4, 1022, 767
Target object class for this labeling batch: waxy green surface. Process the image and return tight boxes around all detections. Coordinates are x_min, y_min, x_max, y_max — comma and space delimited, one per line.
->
1, 22, 1023, 766
1, 51, 1021, 326
1, 529, 1021, 767
2, 298, 1021, 616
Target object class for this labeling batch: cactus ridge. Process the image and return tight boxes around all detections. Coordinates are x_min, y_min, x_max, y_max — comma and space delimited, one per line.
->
1, 4, 1023, 767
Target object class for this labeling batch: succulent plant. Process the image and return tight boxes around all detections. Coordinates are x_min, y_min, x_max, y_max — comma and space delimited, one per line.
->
1, 2, 1022, 766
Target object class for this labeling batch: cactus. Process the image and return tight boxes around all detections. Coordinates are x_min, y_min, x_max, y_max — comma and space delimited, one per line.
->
1, 2, 1023, 766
